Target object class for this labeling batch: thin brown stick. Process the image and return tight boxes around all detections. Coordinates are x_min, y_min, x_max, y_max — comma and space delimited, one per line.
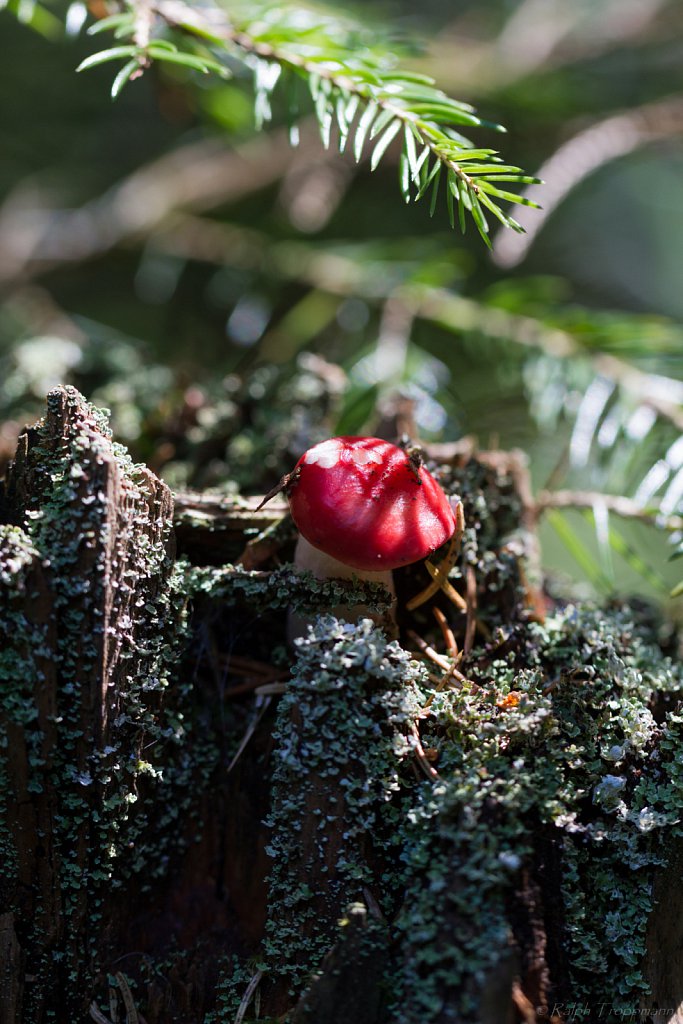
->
433, 606, 457, 659
234, 970, 264, 1024
224, 654, 285, 678
237, 518, 289, 570
427, 567, 467, 611
410, 721, 439, 780
114, 973, 139, 1024
535, 489, 683, 531
225, 677, 286, 698
511, 980, 537, 1024
408, 630, 471, 688
89, 1004, 114, 1024
227, 699, 273, 773
464, 565, 478, 656
408, 630, 450, 671
494, 95, 683, 273
254, 682, 288, 696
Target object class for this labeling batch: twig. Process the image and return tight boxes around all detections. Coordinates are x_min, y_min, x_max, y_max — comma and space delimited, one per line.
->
419, 558, 468, 610
227, 699, 272, 773
234, 970, 263, 1024
535, 489, 683, 532
254, 682, 288, 696
511, 979, 538, 1024
410, 721, 439, 780
362, 886, 386, 923
408, 629, 472, 688
0, 123, 326, 284
114, 973, 139, 1024
237, 516, 290, 569
494, 94, 683, 271
90, 1004, 114, 1024
433, 606, 457, 658
464, 565, 477, 656
225, 654, 286, 678
132, 0, 154, 51
108, 984, 119, 1024
408, 629, 450, 671
225, 677, 284, 697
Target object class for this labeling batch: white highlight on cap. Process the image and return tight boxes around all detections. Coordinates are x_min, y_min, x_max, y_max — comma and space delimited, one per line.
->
305, 439, 384, 469
305, 438, 345, 468
351, 448, 383, 466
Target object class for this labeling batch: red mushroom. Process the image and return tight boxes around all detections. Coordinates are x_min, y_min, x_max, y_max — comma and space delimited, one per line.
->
266, 436, 458, 636
289, 436, 456, 570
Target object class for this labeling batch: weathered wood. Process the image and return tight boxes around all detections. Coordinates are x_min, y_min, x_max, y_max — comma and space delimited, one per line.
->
291, 904, 390, 1024
642, 844, 683, 1023
173, 490, 290, 565
0, 387, 177, 1022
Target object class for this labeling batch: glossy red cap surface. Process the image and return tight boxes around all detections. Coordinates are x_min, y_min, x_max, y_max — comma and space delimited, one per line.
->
288, 436, 456, 571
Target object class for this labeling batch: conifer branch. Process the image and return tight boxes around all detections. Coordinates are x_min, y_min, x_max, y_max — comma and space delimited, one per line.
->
75, 0, 541, 242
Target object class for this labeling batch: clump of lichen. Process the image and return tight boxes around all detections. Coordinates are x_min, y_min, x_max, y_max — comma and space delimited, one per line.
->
224, 601, 683, 1024
212, 616, 426, 1017
434, 455, 530, 629
393, 603, 683, 1022
264, 616, 425, 985
185, 564, 394, 616
0, 390, 198, 1017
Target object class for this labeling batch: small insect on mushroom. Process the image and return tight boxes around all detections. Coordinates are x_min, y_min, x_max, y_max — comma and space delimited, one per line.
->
258, 436, 459, 638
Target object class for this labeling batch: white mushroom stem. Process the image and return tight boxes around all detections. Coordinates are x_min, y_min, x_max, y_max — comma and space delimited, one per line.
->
288, 534, 398, 643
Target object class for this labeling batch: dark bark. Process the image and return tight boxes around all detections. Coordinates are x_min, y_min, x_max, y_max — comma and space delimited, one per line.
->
0, 387, 176, 1021
642, 844, 683, 1024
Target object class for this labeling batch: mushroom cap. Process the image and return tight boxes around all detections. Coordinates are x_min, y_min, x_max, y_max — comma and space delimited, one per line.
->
288, 436, 456, 572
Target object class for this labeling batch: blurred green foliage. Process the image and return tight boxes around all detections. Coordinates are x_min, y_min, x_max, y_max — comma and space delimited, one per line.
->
0, 0, 682, 602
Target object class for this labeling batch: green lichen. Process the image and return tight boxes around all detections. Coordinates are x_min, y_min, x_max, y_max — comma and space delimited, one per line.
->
225, 604, 682, 1024
393, 603, 683, 1022
185, 563, 394, 614
0, 390, 197, 1016
263, 617, 425, 985
213, 616, 426, 1016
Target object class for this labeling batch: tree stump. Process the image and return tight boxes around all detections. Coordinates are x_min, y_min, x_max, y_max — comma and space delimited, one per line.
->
0, 387, 178, 1022
1, 387, 682, 1024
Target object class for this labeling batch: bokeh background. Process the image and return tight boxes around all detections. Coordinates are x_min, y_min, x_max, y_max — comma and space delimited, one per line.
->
1, 0, 682, 604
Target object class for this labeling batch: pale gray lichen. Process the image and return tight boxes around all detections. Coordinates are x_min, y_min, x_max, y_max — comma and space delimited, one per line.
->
221, 604, 683, 1024
262, 616, 426, 991
0, 392, 197, 1017
185, 564, 394, 615
392, 603, 683, 1023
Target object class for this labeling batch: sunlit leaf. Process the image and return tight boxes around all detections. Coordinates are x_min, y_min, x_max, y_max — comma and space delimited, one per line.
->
354, 101, 378, 162
370, 118, 401, 171
111, 57, 139, 98
76, 45, 138, 72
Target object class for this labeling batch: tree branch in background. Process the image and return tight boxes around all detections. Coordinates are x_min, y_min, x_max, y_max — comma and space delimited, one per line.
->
428, 0, 676, 96
493, 94, 683, 269
535, 489, 683, 532
75, 0, 540, 241
0, 121, 329, 283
